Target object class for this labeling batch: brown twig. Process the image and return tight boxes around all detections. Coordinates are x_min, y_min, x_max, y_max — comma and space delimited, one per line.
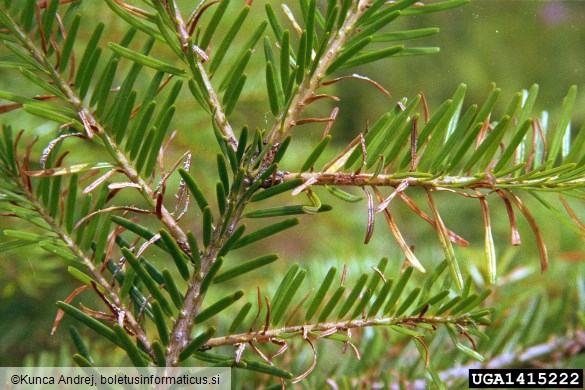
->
280, 171, 585, 190
204, 314, 483, 348
266, 0, 375, 144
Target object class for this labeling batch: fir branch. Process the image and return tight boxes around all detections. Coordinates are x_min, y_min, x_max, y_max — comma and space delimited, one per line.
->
398, 330, 585, 390
164, 184, 248, 365
266, 0, 373, 144
0, 8, 189, 248
3, 165, 154, 359
159, 0, 238, 150
0, 0, 582, 383
280, 172, 585, 191
203, 313, 483, 348
193, 59, 238, 150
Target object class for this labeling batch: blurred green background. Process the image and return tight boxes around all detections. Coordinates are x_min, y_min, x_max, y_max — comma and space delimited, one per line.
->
0, 0, 584, 371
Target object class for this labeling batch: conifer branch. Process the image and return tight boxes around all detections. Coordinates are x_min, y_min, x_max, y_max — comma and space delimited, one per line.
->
0, 8, 189, 248
0, 0, 582, 383
164, 190, 248, 365
400, 330, 585, 390
3, 163, 154, 359
280, 172, 585, 191
203, 314, 482, 348
194, 59, 239, 150
161, 1, 239, 150
266, 0, 372, 144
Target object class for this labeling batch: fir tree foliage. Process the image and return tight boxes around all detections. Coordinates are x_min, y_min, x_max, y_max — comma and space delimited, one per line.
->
0, 0, 583, 386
